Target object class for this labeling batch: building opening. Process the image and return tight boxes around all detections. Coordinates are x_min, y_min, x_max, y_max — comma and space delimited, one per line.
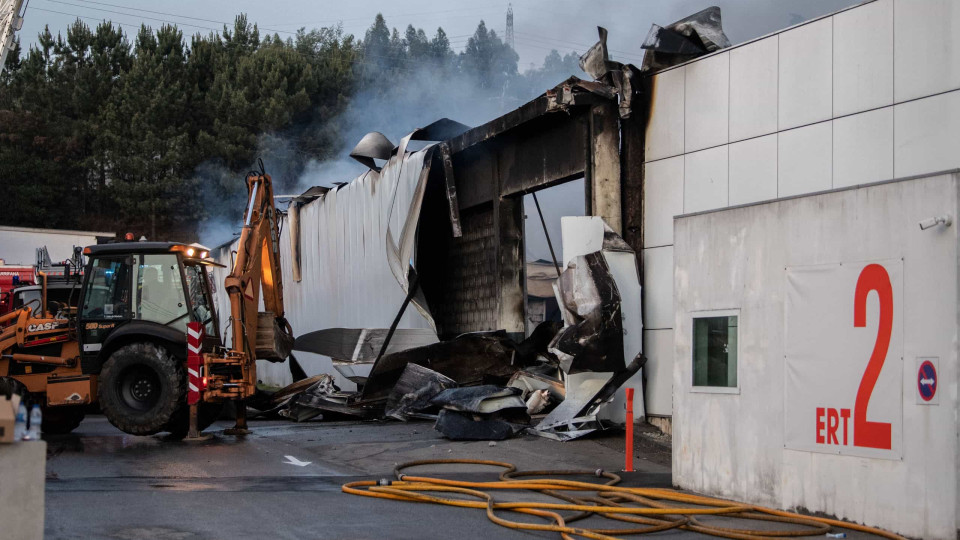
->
521, 178, 585, 335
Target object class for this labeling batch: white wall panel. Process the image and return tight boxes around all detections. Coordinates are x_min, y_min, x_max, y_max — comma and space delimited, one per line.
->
833, 107, 894, 188
210, 150, 434, 389
779, 18, 833, 130
894, 90, 960, 178
645, 67, 685, 161
833, 0, 894, 116
685, 52, 729, 152
778, 121, 833, 197
674, 172, 960, 539
643, 156, 684, 248
730, 37, 778, 142
684, 146, 729, 213
643, 329, 674, 416
894, 0, 960, 102
729, 134, 778, 206
642, 245, 674, 330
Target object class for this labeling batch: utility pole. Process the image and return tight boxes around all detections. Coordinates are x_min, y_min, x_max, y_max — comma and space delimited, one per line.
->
0, 0, 26, 74
505, 3, 514, 50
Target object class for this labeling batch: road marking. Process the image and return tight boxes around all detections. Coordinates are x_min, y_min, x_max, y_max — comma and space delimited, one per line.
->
283, 455, 312, 467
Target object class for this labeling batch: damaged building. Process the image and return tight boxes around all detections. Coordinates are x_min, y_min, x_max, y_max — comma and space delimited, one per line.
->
208, 0, 960, 538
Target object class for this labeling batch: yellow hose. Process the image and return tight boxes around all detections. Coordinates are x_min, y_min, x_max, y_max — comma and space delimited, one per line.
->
342, 458, 907, 540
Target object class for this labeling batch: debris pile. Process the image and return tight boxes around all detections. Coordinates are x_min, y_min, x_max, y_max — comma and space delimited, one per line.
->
256, 217, 644, 443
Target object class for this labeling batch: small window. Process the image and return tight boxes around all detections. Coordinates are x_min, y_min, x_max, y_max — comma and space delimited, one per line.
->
692, 311, 738, 392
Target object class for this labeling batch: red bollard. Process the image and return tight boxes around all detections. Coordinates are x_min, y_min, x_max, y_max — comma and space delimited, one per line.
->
624, 387, 634, 472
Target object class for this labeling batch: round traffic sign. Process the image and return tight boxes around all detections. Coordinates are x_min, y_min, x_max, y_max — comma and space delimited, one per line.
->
918, 360, 937, 402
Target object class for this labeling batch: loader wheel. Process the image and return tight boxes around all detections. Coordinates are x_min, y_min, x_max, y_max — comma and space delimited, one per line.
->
42, 406, 86, 435
164, 401, 226, 439
98, 343, 183, 436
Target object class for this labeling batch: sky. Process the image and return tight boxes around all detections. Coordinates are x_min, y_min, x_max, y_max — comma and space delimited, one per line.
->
14, 0, 865, 259
18, 0, 862, 71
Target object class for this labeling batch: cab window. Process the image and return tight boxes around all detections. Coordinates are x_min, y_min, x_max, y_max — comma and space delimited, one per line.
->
184, 263, 217, 336
82, 257, 133, 319
137, 254, 189, 331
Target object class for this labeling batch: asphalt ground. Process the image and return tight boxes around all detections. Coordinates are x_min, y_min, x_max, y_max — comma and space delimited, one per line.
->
43, 415, 882, 539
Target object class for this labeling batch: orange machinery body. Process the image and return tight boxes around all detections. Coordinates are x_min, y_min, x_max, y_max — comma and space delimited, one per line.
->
0, 305, 94, 406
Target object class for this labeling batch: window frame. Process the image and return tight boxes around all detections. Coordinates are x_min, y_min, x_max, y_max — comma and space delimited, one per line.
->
689, 308, 741, 395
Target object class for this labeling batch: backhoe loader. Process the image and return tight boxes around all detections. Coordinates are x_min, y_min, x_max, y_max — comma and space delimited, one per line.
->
0, 165, 293, 436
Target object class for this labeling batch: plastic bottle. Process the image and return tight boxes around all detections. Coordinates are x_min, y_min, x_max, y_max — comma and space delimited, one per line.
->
25, 404, 41, 441
14, 402, 27, 441
825, 533, 847, 538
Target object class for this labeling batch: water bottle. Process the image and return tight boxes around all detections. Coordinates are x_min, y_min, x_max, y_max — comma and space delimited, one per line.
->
825, 533, 847, 538
14, 402, 27, 441
25, 404, 41, 441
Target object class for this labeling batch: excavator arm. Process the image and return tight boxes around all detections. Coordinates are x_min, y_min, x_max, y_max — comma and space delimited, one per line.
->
202, 162, 293, 434
223, 164, 292, 362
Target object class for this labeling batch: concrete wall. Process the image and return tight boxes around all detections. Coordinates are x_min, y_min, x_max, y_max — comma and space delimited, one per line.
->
642, 0, 960, 417
0, 226, 113, 266
673, 172, 959, 539
210, 152, 432, 389
0, 441, 46, 540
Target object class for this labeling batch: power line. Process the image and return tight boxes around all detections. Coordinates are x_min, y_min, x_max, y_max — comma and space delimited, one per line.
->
39, 0, 222, 32
27, 6, 141, 31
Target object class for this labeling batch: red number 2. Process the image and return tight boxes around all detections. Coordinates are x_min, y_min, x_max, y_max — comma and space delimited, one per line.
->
853, 264, 893, 450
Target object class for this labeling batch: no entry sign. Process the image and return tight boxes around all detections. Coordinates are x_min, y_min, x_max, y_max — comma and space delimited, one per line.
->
917, 358, 939, 405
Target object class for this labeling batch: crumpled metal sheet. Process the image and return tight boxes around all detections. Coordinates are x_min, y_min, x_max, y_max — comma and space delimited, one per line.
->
385, 363, 457, 421
293, 328, 439, 363
349, 131, 395, 172
640, 6, 731, 72
548, 252, 626, 374
360, 331, 523, 403
278, 374, 379, 421
534, 218, 645, 441
430, 386, 526, 414
579, 26, 611, 80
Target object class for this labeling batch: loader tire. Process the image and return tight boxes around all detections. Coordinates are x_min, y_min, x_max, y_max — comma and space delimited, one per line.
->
98, 343, 183, 436
42, 406, 86, 435
164, 401, 225, 439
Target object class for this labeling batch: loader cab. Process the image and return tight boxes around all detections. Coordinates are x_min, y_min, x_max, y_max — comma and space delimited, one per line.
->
77, 242, 221, 373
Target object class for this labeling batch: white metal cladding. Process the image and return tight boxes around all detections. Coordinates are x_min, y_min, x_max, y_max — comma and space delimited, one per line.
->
729, 36, 778, 142
684, 53, 728, 153
832, 0, 894, 117
894, 89, 960, 178
777, 121, 833, 197
832, 107, 894, 187
777, 17, 833, 130
893, 0, 960, 102
210, 150, 434, 389
642, 156, 683, 248
683, 145, 728, 214
642, 0, 960, 420
673, 172, 959, 539
728, 134, 777, 206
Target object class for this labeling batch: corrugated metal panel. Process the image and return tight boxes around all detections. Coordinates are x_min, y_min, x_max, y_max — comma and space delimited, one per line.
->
210, 150, 434, 388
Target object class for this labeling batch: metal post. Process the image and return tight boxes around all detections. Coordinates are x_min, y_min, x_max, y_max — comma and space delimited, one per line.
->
225, 399, 250, 436
624, 387, 634, 472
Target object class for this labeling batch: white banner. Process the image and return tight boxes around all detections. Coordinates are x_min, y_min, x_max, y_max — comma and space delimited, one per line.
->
784, 260, 903, 459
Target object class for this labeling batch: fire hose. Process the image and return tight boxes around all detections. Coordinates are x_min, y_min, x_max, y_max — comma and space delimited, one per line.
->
342, 459, 905, 540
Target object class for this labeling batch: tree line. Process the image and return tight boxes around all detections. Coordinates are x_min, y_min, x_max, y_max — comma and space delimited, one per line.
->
0, 14, 581, 242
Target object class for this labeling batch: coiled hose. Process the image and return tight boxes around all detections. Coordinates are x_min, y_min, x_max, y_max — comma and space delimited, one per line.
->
341, 458, 905, 540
